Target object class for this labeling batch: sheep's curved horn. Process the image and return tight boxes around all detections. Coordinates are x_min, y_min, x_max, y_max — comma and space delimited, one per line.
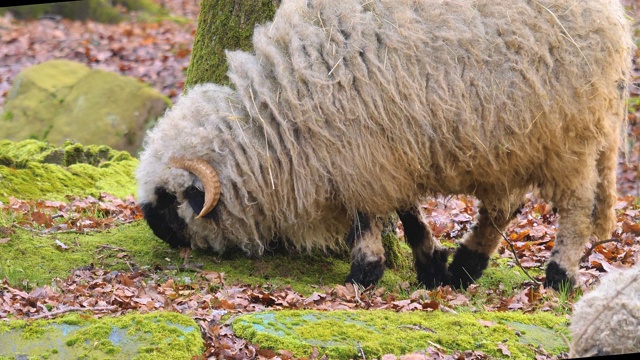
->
169, 157, 220, 219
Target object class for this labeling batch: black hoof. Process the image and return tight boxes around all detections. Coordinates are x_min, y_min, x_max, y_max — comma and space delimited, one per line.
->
345, 257, 385, 288
544, 261, 575, 291
447, 244, 490, 289
415, 247, 452, 289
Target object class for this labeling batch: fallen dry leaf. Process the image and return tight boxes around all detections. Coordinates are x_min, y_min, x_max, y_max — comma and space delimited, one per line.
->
477, 319, 494, 327
497, 343, 511, 357
54, 239, 70, 251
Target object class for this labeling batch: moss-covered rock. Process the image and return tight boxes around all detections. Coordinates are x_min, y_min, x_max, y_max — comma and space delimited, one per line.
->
233, 309, 570, 359
1, 59, 170, 155
0, 139, 138, 203
0, 312, 203, 359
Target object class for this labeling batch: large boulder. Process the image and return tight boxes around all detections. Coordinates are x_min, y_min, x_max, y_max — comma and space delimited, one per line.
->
1, 60, 170, 155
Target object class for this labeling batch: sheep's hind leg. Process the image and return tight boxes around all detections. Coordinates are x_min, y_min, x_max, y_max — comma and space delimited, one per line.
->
546, 194, 597, 290
447, 200, 522, 289
592, 136, 619, 241
344, 212, 386, 287
545, 152, 601, 290
397, 206, 451, 289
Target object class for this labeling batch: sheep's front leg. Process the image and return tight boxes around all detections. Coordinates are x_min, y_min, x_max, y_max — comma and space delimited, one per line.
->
397, 207, 451, 288
448, 200, 521, 289
344, 212, 386, 287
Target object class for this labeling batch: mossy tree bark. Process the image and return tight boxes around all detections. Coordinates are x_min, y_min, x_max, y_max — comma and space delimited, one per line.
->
184, 0, 406, 270
185, 0, 281, 87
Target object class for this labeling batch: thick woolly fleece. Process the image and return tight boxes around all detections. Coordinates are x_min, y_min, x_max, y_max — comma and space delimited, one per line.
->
570, 266, 640, 357
137, 0, 632, 277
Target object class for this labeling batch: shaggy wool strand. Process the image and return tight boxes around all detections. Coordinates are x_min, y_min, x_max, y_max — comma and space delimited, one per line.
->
570, 266, 640, 357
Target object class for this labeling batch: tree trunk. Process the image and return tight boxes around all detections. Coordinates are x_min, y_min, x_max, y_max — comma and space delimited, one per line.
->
185, 0, 281, 87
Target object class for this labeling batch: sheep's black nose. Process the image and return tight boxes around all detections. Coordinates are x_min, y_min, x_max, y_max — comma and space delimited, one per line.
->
140, 187, 190, 248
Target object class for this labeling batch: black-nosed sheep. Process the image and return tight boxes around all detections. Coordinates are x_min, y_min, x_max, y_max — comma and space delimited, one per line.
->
570, 265, 640, 357
136, 0, 633, 290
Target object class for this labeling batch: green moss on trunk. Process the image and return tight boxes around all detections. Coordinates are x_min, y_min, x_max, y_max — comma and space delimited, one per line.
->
185, 0, 281, 86
382, 213, 409, 270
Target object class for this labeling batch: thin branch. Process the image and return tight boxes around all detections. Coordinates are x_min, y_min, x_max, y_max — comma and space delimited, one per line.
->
165, 263, 204, 272
357, 342, 366, 360
439, 304, 458, 315
97, 244, 128, 252
13, 219, 140, 235
580, 238, 622, 263
490, 222, 542, 285
29, 305, 117, 320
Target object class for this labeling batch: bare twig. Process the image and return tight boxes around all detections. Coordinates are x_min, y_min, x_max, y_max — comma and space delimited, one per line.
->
13, 219, 140, 235
165, 263, 204, 272
357, 342, 366, 360
490, 222, 542, 285
397, 324, 436, 333
439, 304, 458, 315
352, 283, 364, 306
29, 305, 117, 320
97, 244, 127, 252
580, 238, 622, 263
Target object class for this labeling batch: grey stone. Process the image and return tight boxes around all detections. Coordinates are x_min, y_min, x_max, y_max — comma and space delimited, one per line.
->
0, 60, 170, 155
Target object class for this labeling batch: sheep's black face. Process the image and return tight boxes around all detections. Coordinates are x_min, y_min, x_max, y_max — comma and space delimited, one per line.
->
141, 187, 191, 248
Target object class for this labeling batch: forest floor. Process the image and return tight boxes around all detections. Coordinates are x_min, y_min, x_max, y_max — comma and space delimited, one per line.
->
1, 1, 640, 359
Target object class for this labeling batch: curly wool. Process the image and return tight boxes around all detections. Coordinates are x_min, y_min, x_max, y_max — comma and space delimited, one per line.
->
570, 266, 640, 357
137, 0, 632, 254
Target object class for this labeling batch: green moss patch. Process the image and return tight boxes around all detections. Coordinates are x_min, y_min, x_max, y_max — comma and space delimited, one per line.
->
0, 213, 414, 294
233, 309, 569, 359
0, 221, 168, 288
475, 257, 538, 290
0, 312, 203, 359
0, 139, 137, 203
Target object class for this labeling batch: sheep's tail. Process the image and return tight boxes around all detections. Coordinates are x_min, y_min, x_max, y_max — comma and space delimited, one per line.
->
591, 134, 619, 240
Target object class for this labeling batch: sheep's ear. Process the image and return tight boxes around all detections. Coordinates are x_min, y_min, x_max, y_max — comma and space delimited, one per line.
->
141, 187, 191, 248
185, 185, 222, 226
